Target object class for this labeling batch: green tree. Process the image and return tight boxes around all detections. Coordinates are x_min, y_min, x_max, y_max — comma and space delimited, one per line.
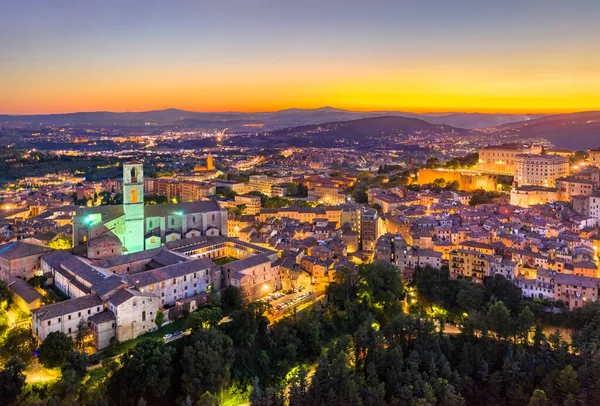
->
187, 307, 223, 330
286, 183, 298, 197
487, 301, 513, 340
357, 262, 405, 321
529, 389, 548, 406
154, 310, 165, 329
556, 365, 580, 399
61, 351, 89, 378
0, 326, 37, 365
181, 328, 234, 400
75, 318, 90, 351
47, 237, 72, 249
515, 306, 535, 344
221, 286, 244, 314
110, 339, 176, 403
0, 356, 26, 403
39, 331, 74, 368
0, 280, 9, 303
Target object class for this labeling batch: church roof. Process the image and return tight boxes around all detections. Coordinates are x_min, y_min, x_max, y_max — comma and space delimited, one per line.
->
124, 257, 216, 288
144, 201, 222, 217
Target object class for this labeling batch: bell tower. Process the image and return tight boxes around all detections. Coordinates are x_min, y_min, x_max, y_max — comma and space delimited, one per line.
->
122, 161, 145, 253
206, 153, 214, 170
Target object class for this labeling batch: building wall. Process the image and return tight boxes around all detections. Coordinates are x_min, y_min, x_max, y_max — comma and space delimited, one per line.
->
137, 268, 213, 307
92, 319, 116, 350
32, 302, 103, 343
111, 295, 159, 342
514, 154, 570, 187
0, 255, 43, 281
478, 145, 543, 174
510, 188, 558, 208
417, 168, 499, 191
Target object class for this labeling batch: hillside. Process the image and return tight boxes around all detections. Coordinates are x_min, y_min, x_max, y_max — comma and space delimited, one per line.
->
0, 107, 540, 131
488, 111, 600, 149
228, 115, 479, 149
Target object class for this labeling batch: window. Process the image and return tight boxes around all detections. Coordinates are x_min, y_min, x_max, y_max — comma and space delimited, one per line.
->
149, 220, 153, 229
130, 188, 138, 203
48, 321, 51, 326
172, 278, 176, 285
184, 275, 187, 281
68, 328, 72, 333
58, 317, 61, 322
192, 215, 196, 222
68, 315, 71, 320
171, 218, 175, 226
142, 311, 146, 322
78, 312, 81, 317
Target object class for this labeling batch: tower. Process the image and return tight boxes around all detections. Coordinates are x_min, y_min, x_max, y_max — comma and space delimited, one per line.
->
122, 161, 145, 253
206, 153, 214, 171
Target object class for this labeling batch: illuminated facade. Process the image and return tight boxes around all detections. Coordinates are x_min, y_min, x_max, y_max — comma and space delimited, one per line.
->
513, 154, 570, 187
73, 162, 228, 255
478, 144, 543, 174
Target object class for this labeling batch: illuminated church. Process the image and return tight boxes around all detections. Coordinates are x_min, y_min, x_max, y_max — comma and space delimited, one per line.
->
73, 161, 228, 257
194, 152, 215, 172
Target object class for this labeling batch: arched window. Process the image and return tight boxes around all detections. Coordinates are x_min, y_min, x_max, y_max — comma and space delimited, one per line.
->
130, 167, 138, 183
171, 217, 175, 226
211, 214, 216, 222
149, 219, 153, 229
192, 215, 196, 223
130, 188, 138, 203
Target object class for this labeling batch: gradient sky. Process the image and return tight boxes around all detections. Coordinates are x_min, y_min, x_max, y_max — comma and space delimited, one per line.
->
1, 0, 599, 114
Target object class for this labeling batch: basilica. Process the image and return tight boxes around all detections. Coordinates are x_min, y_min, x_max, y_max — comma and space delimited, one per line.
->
73, 161, 228, 257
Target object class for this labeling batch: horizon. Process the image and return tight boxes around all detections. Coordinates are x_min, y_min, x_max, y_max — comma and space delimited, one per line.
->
1, 105, 597, 117
2, 1, 599, 115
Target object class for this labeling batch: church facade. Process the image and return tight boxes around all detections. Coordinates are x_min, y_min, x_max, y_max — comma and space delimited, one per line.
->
73, 161, 228, 256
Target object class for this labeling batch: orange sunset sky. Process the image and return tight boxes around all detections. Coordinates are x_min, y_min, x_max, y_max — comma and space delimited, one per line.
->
1, 1, 599, 115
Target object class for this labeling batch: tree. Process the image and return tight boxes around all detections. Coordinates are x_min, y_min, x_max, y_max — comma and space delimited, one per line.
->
47, 237, 72, 249
110, 339, 176, 403
221, 286, 244, 314
154, 310, 165, 329
62, 351, 89, 378
556, 365, 580, 399
75, 319, 90, 351
357, 262, 405, 321
486, 301, 513, 340
181, 328, 234, 400
469, 189, 501, 206
0, 280, 9, 303
0, 356, 26, 403
351, 182, 368, 203
529, 389, 548, 406
187, 307, 223, 330
515, 306, 535, 343
0, 326, 37, 365
39, 331, 74, 368
286, 183, 298, 197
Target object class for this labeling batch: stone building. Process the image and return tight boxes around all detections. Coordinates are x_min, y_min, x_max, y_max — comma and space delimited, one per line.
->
73, 161, 228, 256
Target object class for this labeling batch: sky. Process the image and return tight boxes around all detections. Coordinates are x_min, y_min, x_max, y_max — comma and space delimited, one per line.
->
1, 0, 599, 114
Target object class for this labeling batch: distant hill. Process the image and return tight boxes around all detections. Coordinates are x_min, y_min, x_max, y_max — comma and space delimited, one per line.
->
421, 112, 542, 129
227, 115, 479, 149
488, 111, 600, 149
0, 107, 541, 131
